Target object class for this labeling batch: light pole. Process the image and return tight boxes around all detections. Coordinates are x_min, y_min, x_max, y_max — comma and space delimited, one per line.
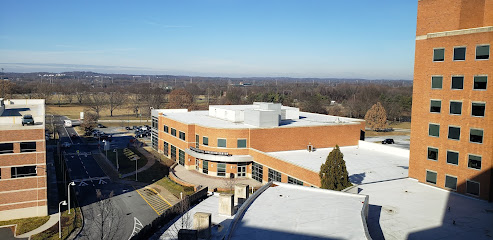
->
59, 200, 67, 239
134, 156, 138, 181
113, 149, 119, 171
67, 182, 75, 214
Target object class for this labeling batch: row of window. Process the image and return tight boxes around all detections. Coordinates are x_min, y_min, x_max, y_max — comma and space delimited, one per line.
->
0, 142, 37, 154
198, 136, 247, 148
431, 75, 488, 90
425, 170, 480, 196
0, 165, 37, 179
433, 45, 489, 62
252, 162, 303, 186
429, 124, 484, 143
430, 100, 486, 116
427, 147, 482, 169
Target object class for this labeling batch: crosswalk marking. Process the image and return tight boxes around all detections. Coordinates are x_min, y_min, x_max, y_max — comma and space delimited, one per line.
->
134, 187, 172, 216
79, 181, 88, 186
128, 217, 143, 240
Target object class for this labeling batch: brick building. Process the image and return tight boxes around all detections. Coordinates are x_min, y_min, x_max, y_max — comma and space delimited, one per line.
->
0, 99, 47, 220
409, 0, 492, 200
152, 103, 365, 187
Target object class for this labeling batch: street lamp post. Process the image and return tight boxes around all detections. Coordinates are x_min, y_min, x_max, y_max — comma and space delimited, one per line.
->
59, 200, 67, 239
114, 149, 119, 171
68, 182, 75, 214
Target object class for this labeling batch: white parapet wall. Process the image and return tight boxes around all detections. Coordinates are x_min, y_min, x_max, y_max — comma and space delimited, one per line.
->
358, 140, 410, 158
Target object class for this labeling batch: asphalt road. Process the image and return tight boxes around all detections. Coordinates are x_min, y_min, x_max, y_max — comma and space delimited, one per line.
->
52, 116, 160, 240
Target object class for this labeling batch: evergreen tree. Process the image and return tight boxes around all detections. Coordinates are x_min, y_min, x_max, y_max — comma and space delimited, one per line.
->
319, 145, 352, 191
364, 102, 388, 131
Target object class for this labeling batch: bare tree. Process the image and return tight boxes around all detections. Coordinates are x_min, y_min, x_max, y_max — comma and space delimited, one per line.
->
165, 196, 192, 240
80, 190, 125, 240
87, 93, 107, 118
81, 111, 99, 131
223, 175, 238, 192
106, 90, 126, 117
168, 88, 194, 110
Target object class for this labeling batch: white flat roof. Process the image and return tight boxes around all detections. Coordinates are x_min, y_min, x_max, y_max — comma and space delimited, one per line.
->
360, 178, 493, 240
267, 144, 409, 184
163, 110, 362, 129
229, 183, 369, 240
0, 99, 45, 130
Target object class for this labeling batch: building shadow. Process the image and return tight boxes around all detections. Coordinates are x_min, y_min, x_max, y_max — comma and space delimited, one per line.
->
407, 167, 493, 239
1, 108, 30, 116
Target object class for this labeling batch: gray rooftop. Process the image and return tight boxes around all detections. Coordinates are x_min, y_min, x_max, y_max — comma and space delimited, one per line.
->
0, 99, 45, 130
163, 110, 362, 129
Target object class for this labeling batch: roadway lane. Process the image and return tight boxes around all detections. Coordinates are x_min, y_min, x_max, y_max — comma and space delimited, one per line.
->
52, 115, 162, 239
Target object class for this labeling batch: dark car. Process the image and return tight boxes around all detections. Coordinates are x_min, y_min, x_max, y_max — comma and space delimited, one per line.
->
22, 114, 34, 126
97, 124, 106, 128
382, 138, 395, 144
125, 126, 131, 130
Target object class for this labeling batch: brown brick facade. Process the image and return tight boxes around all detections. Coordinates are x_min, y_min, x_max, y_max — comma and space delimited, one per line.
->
410, 0, 493, 200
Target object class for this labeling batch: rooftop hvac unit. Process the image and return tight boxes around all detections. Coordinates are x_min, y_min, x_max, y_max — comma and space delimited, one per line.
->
307, 144, 313, 152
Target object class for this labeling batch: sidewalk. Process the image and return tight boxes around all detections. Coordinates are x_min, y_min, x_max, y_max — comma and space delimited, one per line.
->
16, 213, 59, 238
171, 164, 262, 190
121, 146, 156, 178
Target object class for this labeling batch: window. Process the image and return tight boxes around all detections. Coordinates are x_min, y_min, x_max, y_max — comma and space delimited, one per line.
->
217, 163, 226, 177
0, 143, 14, 154
445, 175, 457, 190
476, 45, 489, 60
163, 141, 169, 156
473, 76, 487, 90
431, 76, 443, 89
433, 48, 444, 61
217, 138, 227, 148
470, 129, 483, 143
288, 176, 303, 186
430, 100, 441, 113
195, 159, 199, 170
171, 128, 176, 137
179, 131, 185, 141
152, 117, 158, 129
472, 102, 486, 117
203, 160, 209, 174
451, 76, 464, 89
468, 154, 481, 170
448, 126, 460, 140
163, 125, 169, 133
11, 166, 37, 178
20, 142, 37, 152
426, 170, 437, 184
429, 123, 440, 137
268, 169, 281, 182
178, 149, 185, 166
237, 139, 247, 148
453, 47, 466, 61
170, 145, 176, 160
195, 135, 199, 148
427, 147, 438, 161
152, 134, 158, 150
203, 137, 209, 146
446, 151, 459, 165
466, 180, 480, 196
449, 101, 462, 115
252, 162, 263, 182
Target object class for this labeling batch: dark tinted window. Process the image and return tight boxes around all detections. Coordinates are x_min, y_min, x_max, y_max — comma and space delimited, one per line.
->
445, 175, 457, 190
451, 76, 464, 89
430, 100, 441, 113
433, 48, 445, 61
449, 101, 462, 115
472, 103, 485, 117
203, 137, 208, 146
453, 47, 466, 61
470, 129, 483, 143
466, 181, 480, 196
11, 166, 37, 178
20, 142, 37, 152
476, 45, 489, 60
426, 171, 437, 184
468, 155, 481, 170
429, 124, 440, 137
446, 151, 459, 165
427, 147, 438, 161
473, 76, 487, 90
431, 76, 443, 89
0, 143, 14, 154
448, 126, 461, 140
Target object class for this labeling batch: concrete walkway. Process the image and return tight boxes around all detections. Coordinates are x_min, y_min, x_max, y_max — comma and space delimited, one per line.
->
16, 213, 59, 238
171, 165, 262, 190
121, 146, 156, 178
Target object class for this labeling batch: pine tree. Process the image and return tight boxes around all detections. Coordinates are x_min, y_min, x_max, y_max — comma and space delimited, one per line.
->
319, 145, 352, 191
364, 102, 388, 131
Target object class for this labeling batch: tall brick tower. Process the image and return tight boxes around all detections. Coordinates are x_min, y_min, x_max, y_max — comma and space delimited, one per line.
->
409, 0, 493, 200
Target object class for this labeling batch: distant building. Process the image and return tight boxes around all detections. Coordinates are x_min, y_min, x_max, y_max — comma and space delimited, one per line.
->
152, 102, 366, 187
0, 99, 47, 220
409, 0, 492, 200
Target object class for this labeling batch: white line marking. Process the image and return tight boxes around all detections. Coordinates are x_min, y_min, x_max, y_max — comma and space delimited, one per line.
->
63, 125, 73, 144
129, 217, 143, 240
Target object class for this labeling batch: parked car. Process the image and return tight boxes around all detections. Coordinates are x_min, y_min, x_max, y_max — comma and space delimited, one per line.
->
382, 138, 395, 144
97, 124, 106, 128
125, 126, 131, 130
22, 114, 34, 126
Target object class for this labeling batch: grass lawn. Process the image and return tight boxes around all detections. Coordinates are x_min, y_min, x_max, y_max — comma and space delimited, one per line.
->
46, 104, 150, 121
155, 177, 195, 198
366, 130, 410, 137
125, 160, 169, 183
31, 208, 82, 240
0, 215, 50, 235
106, 147, 147, 174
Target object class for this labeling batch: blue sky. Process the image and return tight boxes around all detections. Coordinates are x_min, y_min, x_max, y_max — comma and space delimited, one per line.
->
0, 1, 417, 79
